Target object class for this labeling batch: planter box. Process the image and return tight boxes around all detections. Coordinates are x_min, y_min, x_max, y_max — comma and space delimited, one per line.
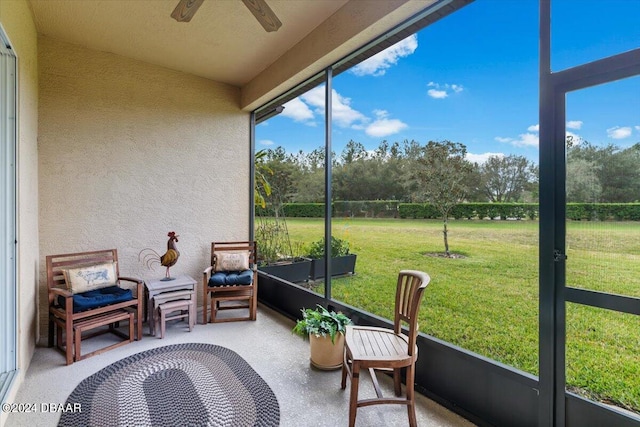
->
309, 254, 357, 280
259, 258, 312, 283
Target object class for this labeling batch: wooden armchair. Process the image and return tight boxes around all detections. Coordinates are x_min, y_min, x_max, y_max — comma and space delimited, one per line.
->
46, 249, 143, 365
202, 241, 258, 323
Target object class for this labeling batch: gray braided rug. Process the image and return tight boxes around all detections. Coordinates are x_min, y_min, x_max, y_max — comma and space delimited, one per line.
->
58, 343, 280, 427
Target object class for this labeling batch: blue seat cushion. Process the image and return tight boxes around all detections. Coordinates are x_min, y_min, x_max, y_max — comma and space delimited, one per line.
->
208, 269, 253, 287
58, 286, 133, 313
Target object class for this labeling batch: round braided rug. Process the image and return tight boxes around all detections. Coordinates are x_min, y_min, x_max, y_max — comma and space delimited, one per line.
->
58, 343, 280, 427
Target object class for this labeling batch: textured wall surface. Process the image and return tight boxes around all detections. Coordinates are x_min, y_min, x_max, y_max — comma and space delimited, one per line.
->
37, 37, 250, 339
0, 0, 40, 420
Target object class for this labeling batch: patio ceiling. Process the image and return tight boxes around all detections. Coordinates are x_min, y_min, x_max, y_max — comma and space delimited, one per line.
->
28, 0, 441, 109
28, 0, 348, 87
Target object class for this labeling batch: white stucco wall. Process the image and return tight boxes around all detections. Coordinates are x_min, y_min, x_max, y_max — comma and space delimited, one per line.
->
37, 37, 250, 339
0, 0, 39, 423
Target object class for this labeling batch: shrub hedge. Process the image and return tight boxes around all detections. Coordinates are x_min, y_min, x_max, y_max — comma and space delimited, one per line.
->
257, 201, 401, 218
399, 203, 539, 220
257, 202, 640, 221
566, 203, 640, 221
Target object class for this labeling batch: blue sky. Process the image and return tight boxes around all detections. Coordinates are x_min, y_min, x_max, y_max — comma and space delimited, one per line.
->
257, 0, 640, 164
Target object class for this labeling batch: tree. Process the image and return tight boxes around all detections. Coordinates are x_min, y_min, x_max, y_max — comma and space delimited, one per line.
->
254, 149, 272, 208
340, 140, 368, 164
599, 143, 640, 202
567, 141, 640, 202
398, 139, 425, 202
566, 158, 601, 202
415, 141, 473, 256
262, 147, 301, 208
333, 140, 405, 201
478, 154, 536, 202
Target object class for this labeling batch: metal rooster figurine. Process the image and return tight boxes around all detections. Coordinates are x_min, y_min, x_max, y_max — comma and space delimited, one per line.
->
139, 231, 180, 281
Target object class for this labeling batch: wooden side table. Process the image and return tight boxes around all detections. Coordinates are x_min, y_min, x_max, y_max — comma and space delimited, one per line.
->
73, 310, 134, 362
145, 275, 197, 336
155, 299, 195, 339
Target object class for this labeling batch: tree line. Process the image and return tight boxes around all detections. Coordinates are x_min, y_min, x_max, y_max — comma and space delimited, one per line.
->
257, 139, 640, 206
256, 138, 639, 256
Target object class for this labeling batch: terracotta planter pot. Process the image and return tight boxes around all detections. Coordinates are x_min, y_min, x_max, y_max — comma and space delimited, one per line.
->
309, 333, 345, 370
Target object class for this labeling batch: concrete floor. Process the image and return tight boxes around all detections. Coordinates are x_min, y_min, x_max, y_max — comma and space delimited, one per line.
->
7, 305, 476, 427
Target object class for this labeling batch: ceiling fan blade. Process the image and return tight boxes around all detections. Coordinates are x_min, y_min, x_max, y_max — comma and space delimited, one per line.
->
171, 0, 205, 22
241, 0, 282, 32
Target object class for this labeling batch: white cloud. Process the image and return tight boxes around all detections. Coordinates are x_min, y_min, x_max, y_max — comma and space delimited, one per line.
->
566, 120, 583, 130
427, 89, 448, 99
259, 139, 274, 146
280, 87, 408, 137
332, 92, 369, 128
495, 137, 513, 143
497, 123, 586, 149
635, 125, 640, 131
467, 152, 505, 164
607, 126, 632, 139
301, 86, 368, 128
365, 110, 408, 137
496, 133, 539, 148
427, 82, 464, 99
351, 34, 418, 77
513, 133, 540, 147
281, 97, 315, 123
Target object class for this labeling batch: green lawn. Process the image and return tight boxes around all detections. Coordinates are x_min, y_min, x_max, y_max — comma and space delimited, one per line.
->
279, 217, 640, 413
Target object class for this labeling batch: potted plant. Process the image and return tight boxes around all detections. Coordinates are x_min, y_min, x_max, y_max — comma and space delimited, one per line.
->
255, 215, 311, 283
307, 236, 357, 281
292, 305, 352, 370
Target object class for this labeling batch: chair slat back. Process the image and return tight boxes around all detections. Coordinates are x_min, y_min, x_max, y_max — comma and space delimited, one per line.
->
46, 249, 119, 304
210, 241, 257, 268
394, 270, 430, 354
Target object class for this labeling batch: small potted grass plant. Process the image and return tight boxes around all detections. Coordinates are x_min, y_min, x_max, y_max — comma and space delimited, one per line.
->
292, 305, 352, 370
307, 236, 357, 281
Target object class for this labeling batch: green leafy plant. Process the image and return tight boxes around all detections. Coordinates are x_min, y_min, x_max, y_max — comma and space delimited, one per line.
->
306, 236, 350, 259
292, 305, 352, 343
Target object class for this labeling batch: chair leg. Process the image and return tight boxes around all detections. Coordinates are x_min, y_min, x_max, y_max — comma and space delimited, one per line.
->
136, 302, 143, 341
250, 292, 257, 320
393, 367, 402, 396
341, 347, 351, 390
348, 361, 361, 427
341, 359, 348, 390
65, 321, 73, 365
406, 363, 417, 427
74, 326, 82, 362
210, 298, 217, 323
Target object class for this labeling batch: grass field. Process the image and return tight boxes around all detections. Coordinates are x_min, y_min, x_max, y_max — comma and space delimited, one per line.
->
278, 217, 640, 413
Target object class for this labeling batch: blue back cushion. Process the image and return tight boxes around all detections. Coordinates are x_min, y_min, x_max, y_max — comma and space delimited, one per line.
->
58, 286, 133, 313
208, 269, 253, 287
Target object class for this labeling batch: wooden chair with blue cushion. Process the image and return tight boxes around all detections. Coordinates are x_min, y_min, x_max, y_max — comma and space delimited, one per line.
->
202, 241, 258, 323
46, 249, 143, 365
